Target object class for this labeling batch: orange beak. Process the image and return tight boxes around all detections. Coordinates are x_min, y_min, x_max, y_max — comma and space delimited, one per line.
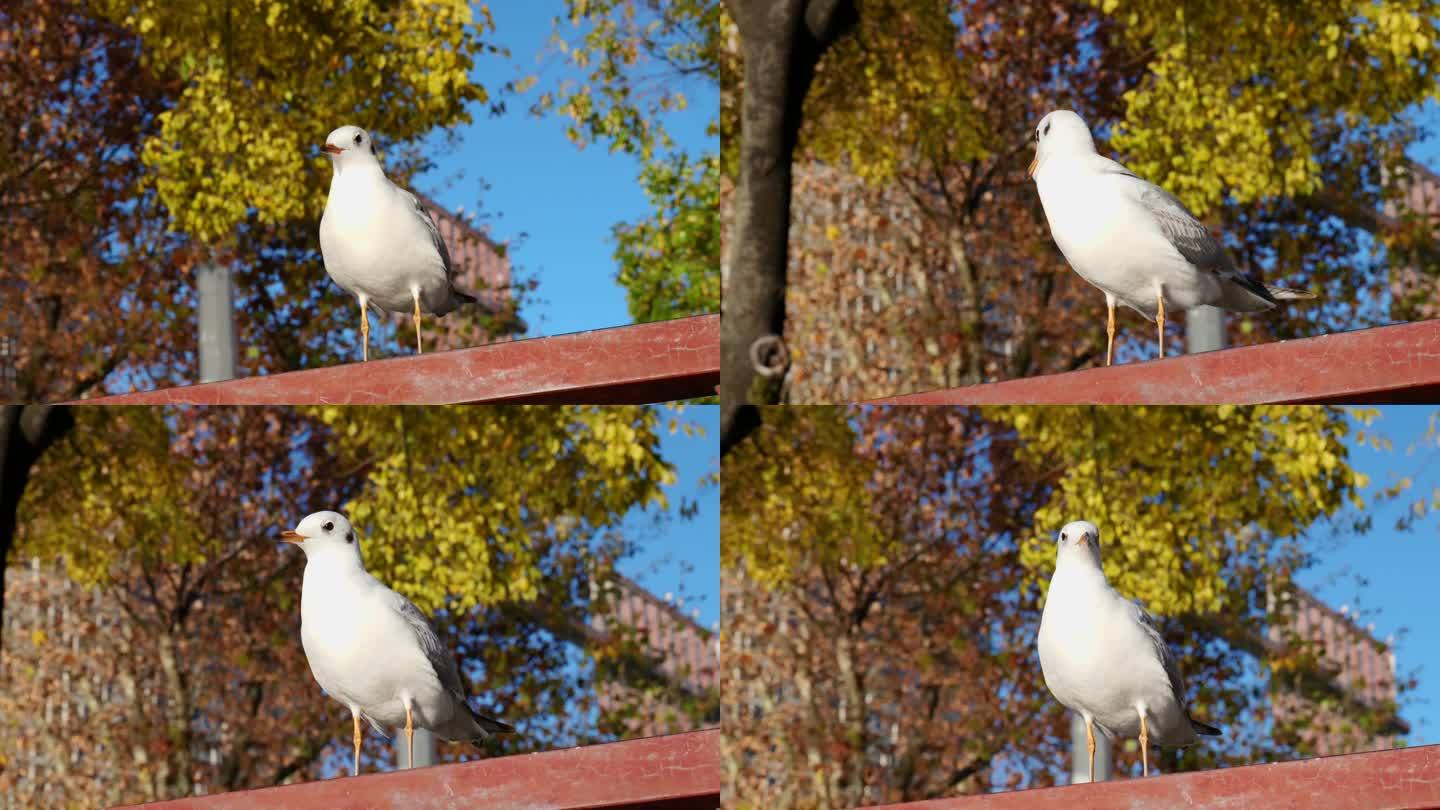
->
1077, 534, 1089, 548
280, 529, 305, 545
321, 143, 343, 155
1027, 156, 1039, 178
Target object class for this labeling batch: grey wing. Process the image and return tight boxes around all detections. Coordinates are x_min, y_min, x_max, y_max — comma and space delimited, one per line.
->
1102, 162, 1230, 274
1106, 163, 1279, 303
1129, 600, 1189, 706
398, 187, 456, 282
387, 590, 470, 703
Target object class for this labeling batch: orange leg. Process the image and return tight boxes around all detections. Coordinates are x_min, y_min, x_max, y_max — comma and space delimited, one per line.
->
1139, 712, 1150, 777
352, 712, 362, 776
1087, 717, 1096, 782
1156, 289, 1166, 359
1105, 298, 1116, 367
405, 704, 415, 768
359, 296, 371, 362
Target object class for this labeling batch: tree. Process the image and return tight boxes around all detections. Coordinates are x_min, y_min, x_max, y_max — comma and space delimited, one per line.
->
719, 0, 857, 452
0, 0, 505, 643
5, 404, 681, 804
89, 0, 498, 243
5, 406, 354, 801
724, 407, 1064, 806
310, 405, 674, 614
784, 1, 1138, 400
614, 152, 722, 322
722, 405, 1397, 806
0, 0, 185, 647
534, 0, 723, 322
719, 0, 1440, 425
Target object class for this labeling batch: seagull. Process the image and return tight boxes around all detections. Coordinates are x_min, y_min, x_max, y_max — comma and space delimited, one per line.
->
280, 511, 516, 775
318, 125, 480, 361
1028, 110, 1316, 365
1035, 520, 1219, 781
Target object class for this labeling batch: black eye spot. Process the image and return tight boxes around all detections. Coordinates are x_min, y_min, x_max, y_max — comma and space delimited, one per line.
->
323, 521, 335, 532
346, 530, 354, 544
1060, 532, 1067, 542
353, 132, 363, 145
1043, 122, 1051, 136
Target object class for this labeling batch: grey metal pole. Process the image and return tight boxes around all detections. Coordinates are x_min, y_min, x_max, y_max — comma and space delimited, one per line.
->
397, 727, 436, 769
196, 262, 238, 383
1185, 305, 1227, 355
1070, 712, 1112, 783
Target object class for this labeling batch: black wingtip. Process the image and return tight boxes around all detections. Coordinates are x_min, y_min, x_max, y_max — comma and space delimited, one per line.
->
1192, 719, 1222, 736
468, 704, 517, 735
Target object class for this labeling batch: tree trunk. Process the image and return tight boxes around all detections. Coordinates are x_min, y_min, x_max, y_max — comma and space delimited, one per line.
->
719, 0, 857, 454
835, 632, 867, 807
157, 629, 196, 797
945, 235, 986, 387
0, 404, 74, 648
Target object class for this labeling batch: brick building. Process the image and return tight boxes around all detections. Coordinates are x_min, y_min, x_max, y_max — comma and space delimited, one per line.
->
1387, 161, 1440, 321
590, 574, 720, 738
1268, 586, 1408, 757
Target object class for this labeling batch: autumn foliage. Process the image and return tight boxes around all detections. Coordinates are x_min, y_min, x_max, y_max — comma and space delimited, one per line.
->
723, 0, 1440, 402
721, 405, 1404, 807
1, 405, 709, 806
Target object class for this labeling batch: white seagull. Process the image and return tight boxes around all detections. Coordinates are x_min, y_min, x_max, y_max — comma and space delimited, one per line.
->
1029, 110, 1315, 365
280, 511, 515, 775
319, 125, 480, 361
1036, 520, 1219, 781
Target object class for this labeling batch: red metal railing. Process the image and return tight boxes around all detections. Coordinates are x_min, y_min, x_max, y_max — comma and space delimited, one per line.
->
868, 744, 1440, 810
115, 728, 719, 810
872, 320, 1440, 405
74, 315, 718, 405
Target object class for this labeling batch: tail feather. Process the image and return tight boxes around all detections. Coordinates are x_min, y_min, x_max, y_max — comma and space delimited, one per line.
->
1221, 273, 1318, 311
1190, 718, 1222, 736
1264, 283, 1317, 301
469, 704, 517, 736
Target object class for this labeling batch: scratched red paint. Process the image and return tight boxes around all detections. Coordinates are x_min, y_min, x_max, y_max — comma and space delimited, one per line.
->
871, 320, 1440, 405
865, 743, 1440, 810
113, 728, 719, 810
73, 315, 719, 406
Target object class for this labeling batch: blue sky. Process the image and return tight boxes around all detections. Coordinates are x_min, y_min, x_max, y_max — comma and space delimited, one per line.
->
407, 1, 722, 627
1300, 406, 1440, 747
618, 405, 719, 630
1408, 97, 1440, 170
414, 0, 718, 338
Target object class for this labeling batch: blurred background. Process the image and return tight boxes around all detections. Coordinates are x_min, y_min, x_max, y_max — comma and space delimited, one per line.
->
0, 0, 719, 399
721, 404, 1440, 806
0, 403, 718, 807
717, 1, 1440, 402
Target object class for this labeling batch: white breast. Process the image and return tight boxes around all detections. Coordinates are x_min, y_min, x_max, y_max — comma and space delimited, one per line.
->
319, 172, 450, 313
299, 563, 448, 726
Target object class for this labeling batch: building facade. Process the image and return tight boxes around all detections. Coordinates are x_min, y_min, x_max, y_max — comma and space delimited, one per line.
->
1268, 586, 1406, 757
590, 574, 720, 738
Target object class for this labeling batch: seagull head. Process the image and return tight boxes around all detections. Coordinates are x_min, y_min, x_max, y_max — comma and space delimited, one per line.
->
320, 125, 379, 172
1055, 519, 1102, 566
280, 510, 362, 562
1028, 110, 1095, 179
